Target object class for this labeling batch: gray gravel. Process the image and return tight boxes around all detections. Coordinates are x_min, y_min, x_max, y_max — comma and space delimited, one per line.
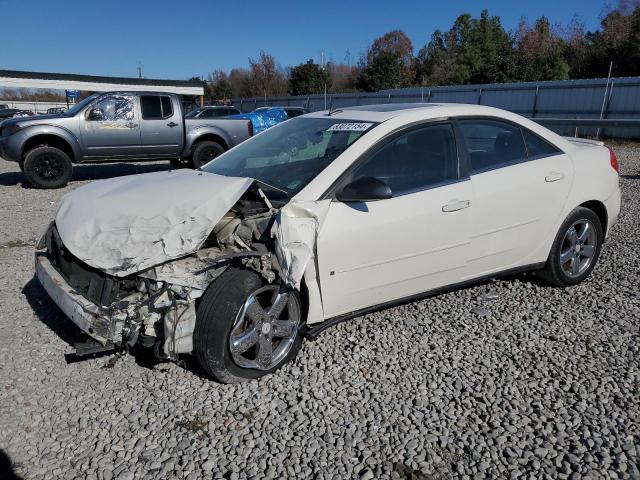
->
0, 148, 638, 480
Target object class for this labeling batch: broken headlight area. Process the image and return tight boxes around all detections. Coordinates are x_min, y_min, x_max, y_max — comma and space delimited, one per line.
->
36, 187, 282, 359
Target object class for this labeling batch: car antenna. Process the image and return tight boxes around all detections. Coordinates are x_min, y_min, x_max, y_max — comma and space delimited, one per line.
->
326, 100, 342, 116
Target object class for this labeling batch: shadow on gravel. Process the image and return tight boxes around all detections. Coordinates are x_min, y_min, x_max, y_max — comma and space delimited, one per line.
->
621, 174, 640, 180
0, 161, 171, 187
0, 449, 24, 480
22, 277, 84, 346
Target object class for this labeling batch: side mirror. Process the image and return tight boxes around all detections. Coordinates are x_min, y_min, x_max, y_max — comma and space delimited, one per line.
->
88, 108, 105, 121
336, 176, 392, 203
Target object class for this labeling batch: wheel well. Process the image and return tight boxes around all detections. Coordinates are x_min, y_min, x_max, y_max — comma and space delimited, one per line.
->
192, 134, 228, 151
580, 200, 608, 232
22, 135, 75, 162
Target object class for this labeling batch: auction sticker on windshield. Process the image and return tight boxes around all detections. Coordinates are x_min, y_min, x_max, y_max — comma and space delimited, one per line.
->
326, 122, 373, 132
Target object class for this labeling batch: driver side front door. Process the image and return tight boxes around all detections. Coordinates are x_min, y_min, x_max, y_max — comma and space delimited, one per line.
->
316, 123, 474, 319
81, 94, 141, 159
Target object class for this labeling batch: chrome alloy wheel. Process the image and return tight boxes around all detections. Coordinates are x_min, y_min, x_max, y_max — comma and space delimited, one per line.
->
228, 286, 300, 370
559, 220, 597, 278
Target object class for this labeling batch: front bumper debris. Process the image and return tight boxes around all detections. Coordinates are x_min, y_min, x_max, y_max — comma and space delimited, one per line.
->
35, 253, 122, 345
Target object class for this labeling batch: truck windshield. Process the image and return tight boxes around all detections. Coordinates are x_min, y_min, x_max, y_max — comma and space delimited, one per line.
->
63, 94, 101, 116
202, 117, 377, 199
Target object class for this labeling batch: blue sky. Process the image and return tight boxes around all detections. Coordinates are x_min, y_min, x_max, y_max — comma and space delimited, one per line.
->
1, 0, 607, 80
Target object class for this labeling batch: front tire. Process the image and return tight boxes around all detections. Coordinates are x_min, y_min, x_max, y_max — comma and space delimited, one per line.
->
194, 268, 303, 383
538, 207, 603, 287
23, 146, 73, 189
189, 140, 225, 169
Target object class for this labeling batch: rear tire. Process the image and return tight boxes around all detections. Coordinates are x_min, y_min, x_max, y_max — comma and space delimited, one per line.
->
194, 268, 303, 383
189, 140, 224, 169
538, 207, 603, 287
23, 146, 73, 189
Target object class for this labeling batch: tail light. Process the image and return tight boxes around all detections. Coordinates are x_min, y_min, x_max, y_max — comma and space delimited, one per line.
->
609, 147, 619, 174
247, 120, 254, 137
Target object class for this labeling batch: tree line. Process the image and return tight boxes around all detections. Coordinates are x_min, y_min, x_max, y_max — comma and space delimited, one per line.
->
206, 1, 640, 101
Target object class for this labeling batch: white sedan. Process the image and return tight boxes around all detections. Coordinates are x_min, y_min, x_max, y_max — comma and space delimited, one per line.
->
35, 103, 621, 382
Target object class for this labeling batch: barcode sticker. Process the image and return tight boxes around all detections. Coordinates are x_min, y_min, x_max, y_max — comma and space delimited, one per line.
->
327, 123, 373, 132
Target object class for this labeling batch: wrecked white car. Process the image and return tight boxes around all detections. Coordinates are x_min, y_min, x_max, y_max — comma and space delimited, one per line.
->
35, 104, 620, 382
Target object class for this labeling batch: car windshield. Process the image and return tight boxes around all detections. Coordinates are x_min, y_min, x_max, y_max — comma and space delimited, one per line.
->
63, 94, 100, 116
202, 117, 377, 200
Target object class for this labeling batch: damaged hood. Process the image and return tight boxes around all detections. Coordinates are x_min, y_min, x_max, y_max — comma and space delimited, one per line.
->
55, 170, 254, 277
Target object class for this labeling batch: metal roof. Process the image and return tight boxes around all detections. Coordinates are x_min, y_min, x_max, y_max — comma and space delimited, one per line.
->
0, 69, 204, 96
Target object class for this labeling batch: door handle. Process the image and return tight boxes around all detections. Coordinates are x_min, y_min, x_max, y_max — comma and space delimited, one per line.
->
126, 122, 138, 129
545, 171, 564, 182
442, 199, 471, 212
167, 122, 179, 127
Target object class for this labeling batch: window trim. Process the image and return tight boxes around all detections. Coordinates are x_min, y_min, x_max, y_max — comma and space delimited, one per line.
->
323, 119, 467, 201
140, 94, 173, 120
453, 116, 565, 176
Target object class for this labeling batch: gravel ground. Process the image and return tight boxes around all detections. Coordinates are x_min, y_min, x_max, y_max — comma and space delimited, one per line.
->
0, 148, 638, 480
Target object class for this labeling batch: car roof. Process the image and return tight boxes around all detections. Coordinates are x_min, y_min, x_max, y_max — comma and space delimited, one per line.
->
304, 103, 523, 123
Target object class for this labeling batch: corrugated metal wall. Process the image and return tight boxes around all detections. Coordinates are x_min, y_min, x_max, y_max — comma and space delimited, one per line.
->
231, 77, 640, 139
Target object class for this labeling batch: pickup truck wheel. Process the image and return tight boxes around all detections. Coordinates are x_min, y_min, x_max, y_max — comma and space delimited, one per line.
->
190, 141, 224, 169
23, 146, 73, 189
194, 268, 303, 383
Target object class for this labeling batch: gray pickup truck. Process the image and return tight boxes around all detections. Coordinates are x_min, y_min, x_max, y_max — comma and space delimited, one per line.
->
0, 91, 253, 188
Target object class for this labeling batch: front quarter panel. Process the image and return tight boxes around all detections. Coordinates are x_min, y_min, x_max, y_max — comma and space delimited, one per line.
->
4, 120, 82, 162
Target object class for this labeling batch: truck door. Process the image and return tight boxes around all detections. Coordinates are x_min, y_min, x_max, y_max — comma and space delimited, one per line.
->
81, 94, 141, 159
138, 95, 184, 157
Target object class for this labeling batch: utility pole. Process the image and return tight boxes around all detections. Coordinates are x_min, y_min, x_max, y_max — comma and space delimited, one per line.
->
321, 52, 327, 110
138, 61, 143, 79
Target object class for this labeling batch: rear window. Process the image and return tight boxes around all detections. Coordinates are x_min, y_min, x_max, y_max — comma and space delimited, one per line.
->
161, 96, 173, 118
458, 119, 527, 173
523, 129, 560, 158
141, 95, 173, 119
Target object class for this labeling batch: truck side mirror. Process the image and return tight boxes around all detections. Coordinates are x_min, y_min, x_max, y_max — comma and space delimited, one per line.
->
88, 108, 105, 121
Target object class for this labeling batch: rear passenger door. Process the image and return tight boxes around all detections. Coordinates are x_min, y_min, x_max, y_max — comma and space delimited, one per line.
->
457, 118, 573, 278
139, 95, 183, 157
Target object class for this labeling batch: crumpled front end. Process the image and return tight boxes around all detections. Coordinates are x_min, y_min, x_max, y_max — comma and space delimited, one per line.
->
36, 184, 282, 358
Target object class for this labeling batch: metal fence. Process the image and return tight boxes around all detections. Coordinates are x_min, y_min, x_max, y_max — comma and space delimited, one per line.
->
231, 77, 640, 139
0, 100, 70, 114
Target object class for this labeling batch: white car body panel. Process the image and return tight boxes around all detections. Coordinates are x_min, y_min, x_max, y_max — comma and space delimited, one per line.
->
317, 180, 473, 318
464, 153, 574, 278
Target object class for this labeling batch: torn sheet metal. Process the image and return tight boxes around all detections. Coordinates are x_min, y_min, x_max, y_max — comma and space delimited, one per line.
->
55, 170, 253, 277
272, 200, 331, 289
139, 247, 229, 291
